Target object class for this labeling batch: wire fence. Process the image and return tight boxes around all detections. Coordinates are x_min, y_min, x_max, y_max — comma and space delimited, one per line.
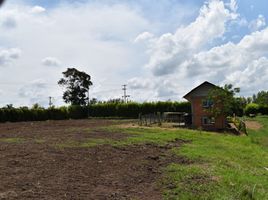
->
138, 112, 189, 126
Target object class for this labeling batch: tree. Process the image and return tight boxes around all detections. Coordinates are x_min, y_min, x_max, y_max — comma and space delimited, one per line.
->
252, 91, 268, 105
58, 68, 92, 105
4, 104, 13, 109
232, 97, 247, 116
89, 98, 98, 105
32, 103, 43, 109
106, 98, 124, 104
206, 84, 240, 118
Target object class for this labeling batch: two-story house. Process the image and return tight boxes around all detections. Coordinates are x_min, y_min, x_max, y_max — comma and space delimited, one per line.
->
183, 81, 226, 130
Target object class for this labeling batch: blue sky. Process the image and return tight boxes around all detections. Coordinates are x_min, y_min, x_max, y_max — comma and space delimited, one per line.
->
0, 0, 268, 106
20, 0, 268, 21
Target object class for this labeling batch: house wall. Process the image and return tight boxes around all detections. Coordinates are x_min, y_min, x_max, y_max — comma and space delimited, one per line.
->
190, 97, 226, 130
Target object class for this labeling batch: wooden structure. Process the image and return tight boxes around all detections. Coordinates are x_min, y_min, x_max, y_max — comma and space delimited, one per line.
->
139, 112, 189, 126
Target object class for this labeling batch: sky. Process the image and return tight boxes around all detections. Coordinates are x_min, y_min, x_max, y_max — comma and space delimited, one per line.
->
0, 0, 268, 107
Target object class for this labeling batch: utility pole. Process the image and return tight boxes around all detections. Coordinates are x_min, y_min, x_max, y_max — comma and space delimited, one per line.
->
49, 96, 53, 107
87, 89, 90, 118
122, 84, 130, 103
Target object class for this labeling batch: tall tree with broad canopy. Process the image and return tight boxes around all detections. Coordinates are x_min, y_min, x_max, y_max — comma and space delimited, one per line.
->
206, 84, 240, 118
58, 68, 92, 105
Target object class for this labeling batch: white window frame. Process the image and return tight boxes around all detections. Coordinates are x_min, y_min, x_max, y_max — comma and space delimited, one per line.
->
202, 99, 213, 108
202, 116, 215, 125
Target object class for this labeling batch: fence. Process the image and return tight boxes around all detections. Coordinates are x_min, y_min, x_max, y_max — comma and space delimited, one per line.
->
139, 113, 163, 126
139, 112, 187, 126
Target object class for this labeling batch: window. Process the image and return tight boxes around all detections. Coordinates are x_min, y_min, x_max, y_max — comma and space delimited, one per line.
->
202, 116, 215, 125
202, 99, 213, 108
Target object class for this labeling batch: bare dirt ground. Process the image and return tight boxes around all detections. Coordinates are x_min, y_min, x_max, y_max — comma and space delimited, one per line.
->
0, 119, 188, 200
245, 120, 263, 130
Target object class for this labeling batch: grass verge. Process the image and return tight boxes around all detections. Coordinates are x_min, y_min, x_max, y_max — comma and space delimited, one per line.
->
103, 119, 268, 199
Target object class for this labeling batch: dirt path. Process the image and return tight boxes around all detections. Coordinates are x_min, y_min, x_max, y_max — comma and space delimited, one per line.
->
0, 120, 188, 200
245, 120, 263, 130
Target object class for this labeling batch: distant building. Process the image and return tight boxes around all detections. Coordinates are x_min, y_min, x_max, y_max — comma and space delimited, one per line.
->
183, 81, 226, 130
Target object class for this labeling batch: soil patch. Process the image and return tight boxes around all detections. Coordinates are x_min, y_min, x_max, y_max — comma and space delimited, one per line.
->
0, 141, 189, 200
88, 130, 131, 140
0, 119, 127, 144
0, 119, 190, 200
245, 121, 263, 130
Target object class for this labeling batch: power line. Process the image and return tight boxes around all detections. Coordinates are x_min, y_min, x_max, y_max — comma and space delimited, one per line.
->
49, 96, 53, 107
122, 84, 130, 103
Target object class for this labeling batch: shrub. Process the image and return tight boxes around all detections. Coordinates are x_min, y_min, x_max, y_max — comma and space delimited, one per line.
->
68, 105, 87, 119
258, 105, 268, 115
244, 103, 260, 116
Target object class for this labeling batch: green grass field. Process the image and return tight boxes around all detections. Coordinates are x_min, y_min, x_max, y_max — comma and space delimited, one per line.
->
101, 116, 268, 200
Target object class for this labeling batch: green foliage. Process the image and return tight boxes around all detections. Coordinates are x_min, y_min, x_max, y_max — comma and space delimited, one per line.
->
207, 84, 241, 117
252, 91, 268, 106
244, 103, 260, 116
243, 103, 268, 116
258, 105, 268, 115
58, 68, 93, 105
47, 106, 69, 120
88, 101, 190, 118
0, 101, 191, 122
233, 97, 247, 116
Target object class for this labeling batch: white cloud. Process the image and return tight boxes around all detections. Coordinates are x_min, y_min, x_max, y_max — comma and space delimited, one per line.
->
42, 57, 61, 67
1, 0, 268, 106
225, 57, 268, 95
128, 77, 152, 89
179, 27, 268, 95
249, 15, 266, 32
17, 79, 64, 107
0, 1, 152, 106
30, 6, 46, 14
137, 0, 237, 76
0, 48, 21, 66
155, 79, 178, 99
235, 17, 248, 27
0, 9, 18, 29
129, 0, 268, 100
18, 79, 46, 98
1, 15, 17, 28
134, 32, 155, 43
226, 0, 238, 12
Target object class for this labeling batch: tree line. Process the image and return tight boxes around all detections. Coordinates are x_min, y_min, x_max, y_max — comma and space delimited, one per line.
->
0, 101, 191, 123
207, 84, 268, 118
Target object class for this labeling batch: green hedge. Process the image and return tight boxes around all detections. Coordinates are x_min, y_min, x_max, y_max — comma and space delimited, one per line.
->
88, 101, 191, 118
244, 103, 268, 116
0, 101, 191, 123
